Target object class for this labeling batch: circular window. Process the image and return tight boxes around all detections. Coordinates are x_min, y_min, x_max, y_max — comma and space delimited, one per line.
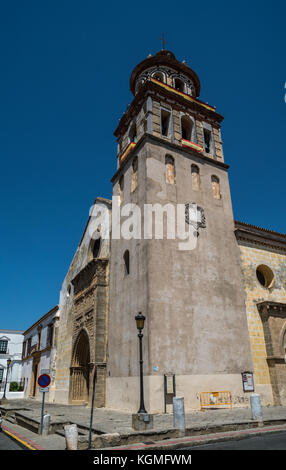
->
256, 265, 274, 288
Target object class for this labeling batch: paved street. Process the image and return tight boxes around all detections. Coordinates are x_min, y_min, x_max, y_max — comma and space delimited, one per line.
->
0, 431, 23, 450
182, 431, 286, 450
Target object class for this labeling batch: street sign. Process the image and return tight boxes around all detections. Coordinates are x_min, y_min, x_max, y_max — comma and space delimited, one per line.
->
37, 374, 51, 436
38, 374, 51, 389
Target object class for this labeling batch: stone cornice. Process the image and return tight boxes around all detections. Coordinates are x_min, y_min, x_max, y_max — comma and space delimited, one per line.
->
111, 132, 229, 184
235, 221, 286, 252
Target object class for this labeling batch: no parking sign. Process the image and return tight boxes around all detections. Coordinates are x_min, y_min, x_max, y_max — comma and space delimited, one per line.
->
38, 374, 51, 392
37, 374, 51, 435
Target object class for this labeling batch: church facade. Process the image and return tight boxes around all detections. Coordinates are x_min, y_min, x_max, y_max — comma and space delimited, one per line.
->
47, 50, 286, 412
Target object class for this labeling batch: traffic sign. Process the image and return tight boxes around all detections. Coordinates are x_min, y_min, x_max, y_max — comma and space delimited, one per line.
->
38, 374, 51, 388
37, 375, 51, 436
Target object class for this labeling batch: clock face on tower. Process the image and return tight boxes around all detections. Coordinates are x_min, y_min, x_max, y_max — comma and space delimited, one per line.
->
185, 203, 206, 233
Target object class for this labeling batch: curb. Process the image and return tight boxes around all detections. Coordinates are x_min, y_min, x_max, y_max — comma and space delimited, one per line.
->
2, 424, 45, 450
104, 424, 286, 450
78, 418, 286, 450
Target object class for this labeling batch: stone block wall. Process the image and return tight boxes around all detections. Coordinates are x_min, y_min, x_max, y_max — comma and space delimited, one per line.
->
238, 241, 286, 404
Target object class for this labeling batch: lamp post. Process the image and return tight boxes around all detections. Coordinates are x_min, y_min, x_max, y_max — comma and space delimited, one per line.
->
135, 312, 147, 414
1, 358, 11, 404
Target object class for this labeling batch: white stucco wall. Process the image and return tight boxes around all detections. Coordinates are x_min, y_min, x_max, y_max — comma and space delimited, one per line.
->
22, 308, 58, 400
0, 330, 24, 399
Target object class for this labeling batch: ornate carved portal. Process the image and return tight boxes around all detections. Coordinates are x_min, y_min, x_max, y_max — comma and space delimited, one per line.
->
69, 258, 109, 407
257, 301, 286, 406
70, 329, 91, 404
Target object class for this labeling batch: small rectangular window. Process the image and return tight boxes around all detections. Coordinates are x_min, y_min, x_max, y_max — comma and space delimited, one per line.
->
123, 250, 130, 275
0, 369, 3, 382
161, 109, 171, 137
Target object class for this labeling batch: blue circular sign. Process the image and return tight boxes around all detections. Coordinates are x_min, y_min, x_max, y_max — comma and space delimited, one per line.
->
38, 374, 51, 388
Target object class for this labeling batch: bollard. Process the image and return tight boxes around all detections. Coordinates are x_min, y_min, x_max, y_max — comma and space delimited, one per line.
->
250, 393, 263, 425
64, 424, 78, 450
42, 414, 50, 436
173, 396, 185, 436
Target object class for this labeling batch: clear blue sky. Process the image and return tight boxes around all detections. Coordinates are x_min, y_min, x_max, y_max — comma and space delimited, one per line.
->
0, 1, 285, 330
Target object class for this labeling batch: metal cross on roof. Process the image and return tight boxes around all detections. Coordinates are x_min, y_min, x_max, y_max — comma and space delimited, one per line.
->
160, 33, 167, 50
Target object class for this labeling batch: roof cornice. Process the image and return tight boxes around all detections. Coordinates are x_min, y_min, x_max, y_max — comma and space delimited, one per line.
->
235, 220, 286, 251
23, 305, 59, 336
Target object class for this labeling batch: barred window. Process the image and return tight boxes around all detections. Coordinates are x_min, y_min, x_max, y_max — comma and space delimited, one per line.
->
0, 340, 8, 353
0, 368, 3, 382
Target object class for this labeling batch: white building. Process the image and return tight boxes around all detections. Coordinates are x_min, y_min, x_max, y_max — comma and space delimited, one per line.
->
0, 329, 24, 399
22, 306, 59, 400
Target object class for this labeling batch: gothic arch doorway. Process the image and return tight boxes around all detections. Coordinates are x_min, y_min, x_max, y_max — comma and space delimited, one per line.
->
70, 329, 90, 404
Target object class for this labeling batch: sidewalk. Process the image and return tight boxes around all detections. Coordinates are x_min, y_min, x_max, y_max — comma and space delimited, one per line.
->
1, 399, 286, 450
2, 422, 66, 450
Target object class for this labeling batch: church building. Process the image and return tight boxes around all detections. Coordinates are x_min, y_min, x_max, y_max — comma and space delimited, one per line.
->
48, 50, 286, 412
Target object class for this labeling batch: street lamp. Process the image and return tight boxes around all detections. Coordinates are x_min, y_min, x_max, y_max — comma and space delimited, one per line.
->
135, 312, 147, 414
1, 358, 11, 404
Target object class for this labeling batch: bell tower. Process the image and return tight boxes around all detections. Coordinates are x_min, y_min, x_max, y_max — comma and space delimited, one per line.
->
106, 50, 253, 412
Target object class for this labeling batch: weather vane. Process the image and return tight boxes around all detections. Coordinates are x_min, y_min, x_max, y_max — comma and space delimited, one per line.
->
160, 33, 166, 50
